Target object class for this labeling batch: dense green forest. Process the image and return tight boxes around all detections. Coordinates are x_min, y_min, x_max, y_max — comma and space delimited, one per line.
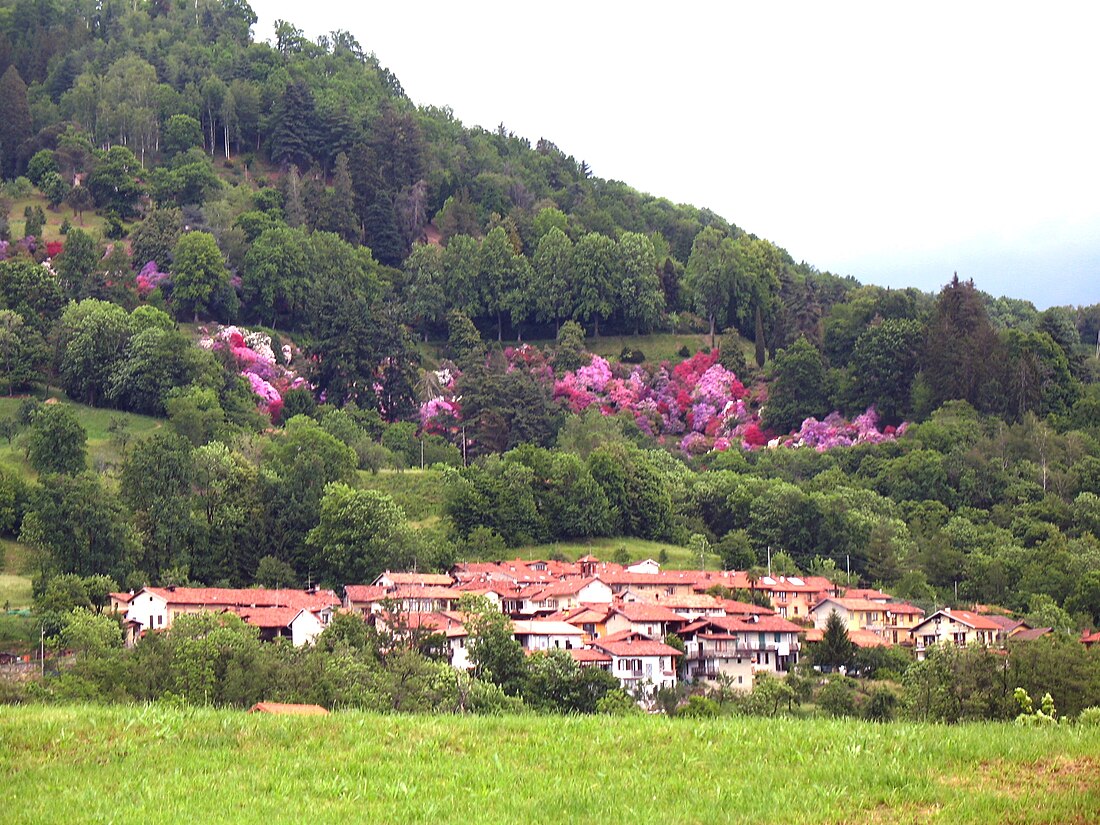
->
0, 0, 1097, 648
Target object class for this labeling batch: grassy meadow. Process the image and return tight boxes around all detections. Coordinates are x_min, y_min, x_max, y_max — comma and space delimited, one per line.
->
0, 705, 1098, 824
7, 192, 112, 243
0, 393, 162, 481
512, 536, 722, 570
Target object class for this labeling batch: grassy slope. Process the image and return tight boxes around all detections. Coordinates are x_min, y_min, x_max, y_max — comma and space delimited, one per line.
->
0, 394, 162, 482
509, 537, 722, 570
1, 535, 32, 609
8, 192, 111, 243
0, 705, 1097, 824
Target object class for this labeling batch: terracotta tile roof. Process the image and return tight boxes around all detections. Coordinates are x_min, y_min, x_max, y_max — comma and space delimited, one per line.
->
344, 585, 387, 603
1081, 630, 1100, 644
884, 603, 925, 616
984, 615, 1026, 631
525, 578, 606, 600
592, 638, 684, 658
704, 615, 802, 634
842, 588, 891, 601
1011, 627, 1052, 641
145, 587, 339, 611
569, 648, 612, 663
511, 620, 584, 637
109, 592, 133, 604
720, 600, 775, 616
850, 629, 891, 648
628, 592, 726, 611
612, 603, 686, 623
249, 702, 328, 715
919, 609, 1003, 631
376, 572, 454, 587
345, 585, 461, 602
233, 606, 305, 628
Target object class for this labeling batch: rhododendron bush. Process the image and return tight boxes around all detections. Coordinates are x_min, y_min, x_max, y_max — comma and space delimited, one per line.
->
200, 325, 308, 422
135, 261, 170, 297
419, 345, 905, 454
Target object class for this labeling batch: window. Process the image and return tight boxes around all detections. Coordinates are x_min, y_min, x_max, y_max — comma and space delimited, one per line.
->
737, 675, 743, 684
793, 606, 799, 616
157, 615, 163, 626
774, 633, 781, 643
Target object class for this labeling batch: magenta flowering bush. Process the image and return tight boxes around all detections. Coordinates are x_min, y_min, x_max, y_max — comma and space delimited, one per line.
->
418, 344, 906, 454
780, 407, 907, 451
200, 324, 308, 422
135, 261, 170, 297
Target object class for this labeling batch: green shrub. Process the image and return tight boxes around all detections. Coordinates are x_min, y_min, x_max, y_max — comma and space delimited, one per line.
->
1077, 706, 1100, 727
619, 346, 645, 364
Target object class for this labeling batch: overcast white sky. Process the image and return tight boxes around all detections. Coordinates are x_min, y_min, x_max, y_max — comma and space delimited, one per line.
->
250, 1, 1100, 308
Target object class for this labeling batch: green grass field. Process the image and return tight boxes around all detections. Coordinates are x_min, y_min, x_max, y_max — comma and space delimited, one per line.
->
0, 393, 162, 481
358, 468, 449, 523
7, 192, 112, 243
420, 329, 750, 372
512, 537, 722, 570
0, 705, 1097, 824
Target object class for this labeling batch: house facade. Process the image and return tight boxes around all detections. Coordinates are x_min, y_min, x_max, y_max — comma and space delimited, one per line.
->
911, 608, 1001, 659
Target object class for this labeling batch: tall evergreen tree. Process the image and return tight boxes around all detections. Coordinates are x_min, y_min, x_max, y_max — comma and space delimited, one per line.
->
920, 274, 1005, 414
269, 81, 316, 171
0, 65, 31, 179
326, 152, 359, 242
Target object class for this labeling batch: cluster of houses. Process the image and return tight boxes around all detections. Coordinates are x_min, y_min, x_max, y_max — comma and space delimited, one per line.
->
108, 555, 1078, 697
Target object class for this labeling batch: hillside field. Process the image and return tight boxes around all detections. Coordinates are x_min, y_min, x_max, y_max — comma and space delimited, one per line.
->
0, 705, 1097, 824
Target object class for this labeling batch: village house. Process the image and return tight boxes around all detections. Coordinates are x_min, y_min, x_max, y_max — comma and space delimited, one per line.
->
553, 604, 613, 644
343, 584, 462, 615
604, 603, 686, 640
619, 590, 727, 621
518, 578, 613, 616
512, 619, 585, 652
809, 597, 925, 644
590, 630, 682, 696
122, 587, 340, 641
910, 608, 1002, 659
373, 571, 455, 588
677, 618, 755, 688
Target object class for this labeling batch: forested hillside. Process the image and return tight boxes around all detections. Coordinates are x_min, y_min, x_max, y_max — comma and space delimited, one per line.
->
0, 0, 1098, 641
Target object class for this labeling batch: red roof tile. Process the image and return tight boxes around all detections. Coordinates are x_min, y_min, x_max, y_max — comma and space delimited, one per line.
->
145, 587, 338, 611
593, 638, 684, 657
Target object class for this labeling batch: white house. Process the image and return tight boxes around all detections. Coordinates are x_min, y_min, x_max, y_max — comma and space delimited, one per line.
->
519, 578, 613, 616
910, 608, 1002, 659
511, 620, 585, 651
604, 603, 686, 640
677, 619, 755, 689
625, 559, 661, 575
122, 586, 340, 635
590, 631, 682, 696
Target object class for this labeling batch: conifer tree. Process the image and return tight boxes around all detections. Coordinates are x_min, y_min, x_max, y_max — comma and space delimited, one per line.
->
0, 66, 31, 179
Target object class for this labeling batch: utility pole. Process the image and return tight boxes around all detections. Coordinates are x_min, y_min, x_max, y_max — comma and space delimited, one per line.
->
767, 546, 772, 577
40, 625, 44, 679
846, 554, 850, 586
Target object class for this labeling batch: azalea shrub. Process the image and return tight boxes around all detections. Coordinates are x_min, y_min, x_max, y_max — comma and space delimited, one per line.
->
420, 345, 906, 455
135, 260, 170, 297
199, 324, 309, 422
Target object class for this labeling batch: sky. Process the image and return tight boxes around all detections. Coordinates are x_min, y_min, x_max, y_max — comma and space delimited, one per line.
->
250, 1, 1100, 308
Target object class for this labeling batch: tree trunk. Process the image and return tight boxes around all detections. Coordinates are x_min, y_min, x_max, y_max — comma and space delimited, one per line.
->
497, 311, 502, 342
710, 315, 716, 351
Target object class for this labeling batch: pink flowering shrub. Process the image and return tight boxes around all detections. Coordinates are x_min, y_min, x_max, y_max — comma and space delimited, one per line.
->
135, 261, 170, 297
422, 343, 907, 455
200, 324, 308, 422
